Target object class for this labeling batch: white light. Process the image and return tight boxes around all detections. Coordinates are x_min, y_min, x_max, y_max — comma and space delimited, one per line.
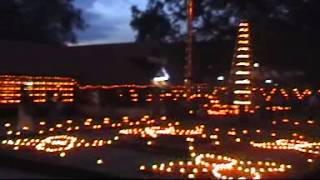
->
236, 54, 250, 58
239, 28, 249, 32
253, 63, 260, 68
236, 62, 250, 66
235, 71, 250, 75
152, 68, 170, 86
238, 40, 249, 44
234, 90, 251, 94
239, 23, 249, 27
235, 79, 251, 84
153, 68, 170, 82
24, 81, 33, 86
237, 47, 249, 51
217, 76, 225, 81
265, 79, 272, 84
238, 34, 249, 38
233, 100, 251, 105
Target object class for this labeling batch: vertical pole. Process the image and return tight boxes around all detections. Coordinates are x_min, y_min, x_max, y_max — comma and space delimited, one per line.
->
185, 0, 193, 89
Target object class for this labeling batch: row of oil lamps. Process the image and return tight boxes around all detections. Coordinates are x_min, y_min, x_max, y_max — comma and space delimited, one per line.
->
1, 115, 319, 178
139, 136, 293, 179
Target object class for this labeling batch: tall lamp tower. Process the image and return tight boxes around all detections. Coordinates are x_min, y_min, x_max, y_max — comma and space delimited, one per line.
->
184, 0, 194, 88
228, 20, 254, 110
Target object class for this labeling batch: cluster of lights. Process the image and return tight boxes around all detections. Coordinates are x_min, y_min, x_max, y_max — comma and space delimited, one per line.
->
206, 104, 240, 116
1, 113, 319, 179
140, 136, 292, 179
277, 119, 316, 126
2, 115, 163, 139
1, 19, 320, 179
292, 88, 312, 100
229, 21, 254, 109
35, 135, 78, 153
81, 84, 222, 110
265, 118, 318, 129
1, 73, 318, 110
0, 75, 76, 104
119, 125, 204, 138
257, 88, 317, 102
251, 139, 320, 155
31, 79, 316, 119
112, 87, 202, 103
79, 84, 196, 91
1, 134, 119, 156
265, 106, 291, 111
203, 92, 257, 115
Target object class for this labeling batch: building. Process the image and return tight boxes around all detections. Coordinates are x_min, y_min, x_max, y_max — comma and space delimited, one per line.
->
0, 39, 313, 87
0, 40, 233, 85
0, 75, 77, 104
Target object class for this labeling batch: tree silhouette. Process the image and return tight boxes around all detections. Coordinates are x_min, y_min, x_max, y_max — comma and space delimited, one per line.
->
0, 0, 85, 45
130, 1, 175, 43
130, 0, 320, 42
130, 0, 320, 85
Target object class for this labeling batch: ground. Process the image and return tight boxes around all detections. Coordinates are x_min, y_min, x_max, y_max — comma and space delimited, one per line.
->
0, 86, 319, 179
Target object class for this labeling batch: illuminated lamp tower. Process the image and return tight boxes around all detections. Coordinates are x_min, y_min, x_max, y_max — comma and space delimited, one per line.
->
184, 0, 193, 89
228, 20, 254, 110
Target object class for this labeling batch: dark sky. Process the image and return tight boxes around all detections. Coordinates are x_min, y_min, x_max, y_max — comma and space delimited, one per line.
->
72, 0, 147, 45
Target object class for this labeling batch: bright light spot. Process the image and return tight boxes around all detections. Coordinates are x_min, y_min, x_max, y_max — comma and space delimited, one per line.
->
217, 76, 224, 81
253, 63, 260, 68
24, 81, 33, 86
188, 174, 195, 179
59, 152, 66, 157
265, 79, 272, 84
234, 100, 251, 105
235, 79, 251, 84
236, 54, 250, 58
153, 67, 170, 82
147, 141, 153, 145
140, 165, 146, 171
97, 159, 104, 165
235, 71, 250, 75
234, 90, 251, 94
236, 62, 250, 66
237, 47, 249, 51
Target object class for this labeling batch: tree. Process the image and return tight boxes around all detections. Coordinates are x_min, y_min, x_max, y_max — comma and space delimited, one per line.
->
130, 0, 320, 42
130, 1, 175, 43
130, 0, 320, 85
0, 0, 85, 45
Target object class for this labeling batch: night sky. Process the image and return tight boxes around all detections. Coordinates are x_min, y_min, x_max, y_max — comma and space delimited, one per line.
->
73, 0, 147, 45
1, 0, 318, 86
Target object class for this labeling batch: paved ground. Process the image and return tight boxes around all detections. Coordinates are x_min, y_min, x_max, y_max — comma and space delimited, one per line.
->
0, 168, 50, 179
0, 100, 319, 178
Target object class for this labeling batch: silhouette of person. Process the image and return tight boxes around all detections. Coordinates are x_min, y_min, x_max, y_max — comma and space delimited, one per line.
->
47, 91, 64, 120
